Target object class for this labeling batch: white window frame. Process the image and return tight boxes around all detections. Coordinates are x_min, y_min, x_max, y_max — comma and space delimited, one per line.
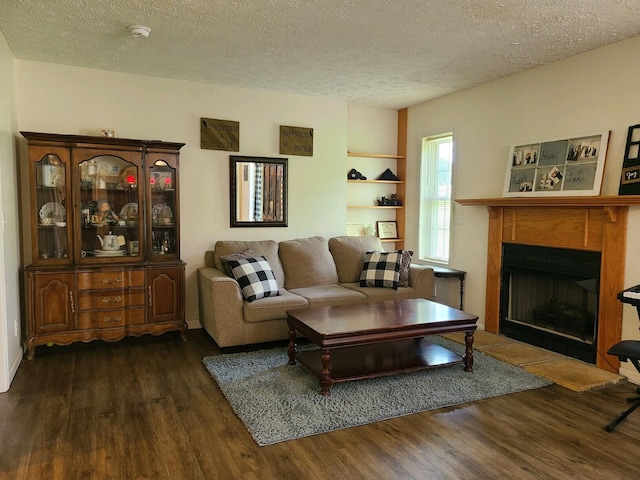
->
419, 133, 454, 264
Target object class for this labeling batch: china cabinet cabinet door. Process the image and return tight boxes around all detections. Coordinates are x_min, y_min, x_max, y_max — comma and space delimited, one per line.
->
73, 149, 144, 263
146, 151, 180, 261
29, 146, 73, 265
147, 266, 184, 327
31, 272, 75, 334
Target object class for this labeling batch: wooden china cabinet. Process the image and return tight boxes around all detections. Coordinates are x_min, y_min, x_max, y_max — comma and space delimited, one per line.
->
21, 132, 186, 359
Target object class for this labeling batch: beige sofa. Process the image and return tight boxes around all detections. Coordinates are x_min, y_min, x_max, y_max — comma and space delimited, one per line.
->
197, 235, 434, 348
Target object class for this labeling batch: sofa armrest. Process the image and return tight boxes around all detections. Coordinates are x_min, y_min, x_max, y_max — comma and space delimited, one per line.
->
408, 265, 435, 300
197, 267, 247, 347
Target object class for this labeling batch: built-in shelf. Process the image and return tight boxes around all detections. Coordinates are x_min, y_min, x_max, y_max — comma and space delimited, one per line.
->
380, 238, 403, 243
348, 205, 403, 209
348, 152, 405, 159
348, 180, 404, 185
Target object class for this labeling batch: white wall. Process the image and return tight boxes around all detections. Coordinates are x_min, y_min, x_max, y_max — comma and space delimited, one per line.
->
16, 61, 349, 330
0, 30, 22, 392
406, 35, 640, 381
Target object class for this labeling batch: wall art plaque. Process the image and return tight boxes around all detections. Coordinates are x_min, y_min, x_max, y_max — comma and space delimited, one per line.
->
201, 118, 239, 152
279, 125, 313, 156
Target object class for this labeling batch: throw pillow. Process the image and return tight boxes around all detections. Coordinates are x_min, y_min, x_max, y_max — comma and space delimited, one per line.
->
228, 256, 279, 302
359, 251, 401, 290
219, 248, 256, 277
398, 250, 413, 288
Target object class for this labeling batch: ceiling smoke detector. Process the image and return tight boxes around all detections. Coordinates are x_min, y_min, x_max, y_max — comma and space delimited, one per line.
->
129, 25, 151, 38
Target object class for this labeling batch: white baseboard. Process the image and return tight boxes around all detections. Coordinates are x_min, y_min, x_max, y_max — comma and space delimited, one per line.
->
0, 345, 23, 393
186, 319, 202, 330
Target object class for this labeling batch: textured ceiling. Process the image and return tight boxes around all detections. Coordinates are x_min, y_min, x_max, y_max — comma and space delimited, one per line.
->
1, 0, 640, 109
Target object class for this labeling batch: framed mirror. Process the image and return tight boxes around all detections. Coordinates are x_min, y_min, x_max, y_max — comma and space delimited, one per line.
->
230, 155, 288, 227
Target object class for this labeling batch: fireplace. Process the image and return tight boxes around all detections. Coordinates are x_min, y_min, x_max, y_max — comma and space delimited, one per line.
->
500, 244, 600, 363
455, 196, 640, 373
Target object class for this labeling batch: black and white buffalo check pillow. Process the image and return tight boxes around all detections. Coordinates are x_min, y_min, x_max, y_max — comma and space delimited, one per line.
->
228, 256, 279, 302
359, 251, 401, 290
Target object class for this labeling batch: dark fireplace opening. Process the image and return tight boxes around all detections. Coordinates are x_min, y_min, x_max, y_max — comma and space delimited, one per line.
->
500, 244, 600, 364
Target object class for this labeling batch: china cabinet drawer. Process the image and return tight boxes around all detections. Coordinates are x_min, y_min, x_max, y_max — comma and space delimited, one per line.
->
77, 290, 145, 310
77, 307, 145, 329
77, 270, 145, 290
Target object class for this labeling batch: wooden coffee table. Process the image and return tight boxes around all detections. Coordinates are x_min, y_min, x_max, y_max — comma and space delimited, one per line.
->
287, 298, 478, 395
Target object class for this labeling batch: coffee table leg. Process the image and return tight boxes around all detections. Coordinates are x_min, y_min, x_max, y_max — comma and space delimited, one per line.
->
464, 330, 474, 372
320, 349, 334, 396
288, 326, 297, 365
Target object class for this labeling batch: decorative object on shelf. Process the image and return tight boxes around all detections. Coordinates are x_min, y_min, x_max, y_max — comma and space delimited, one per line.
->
95, 200, 120, 225
378, 194, 402, 206
41, 164, 64, 187
377, 221, 398, 239
98, 128, 117, 138
347, 168, 367, 180
152, 203, 173, 225
363, 224, 375, 236
346, 223, 363, 236
201, 117, 239, 151
619, 124, 640, 195
503, 131, 609, 197
279, 125, 313, 157
377, 168, 400, 181
39, 202, 66, 222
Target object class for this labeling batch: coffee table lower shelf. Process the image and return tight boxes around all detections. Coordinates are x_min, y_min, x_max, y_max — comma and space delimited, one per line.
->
294, 338, 464, 393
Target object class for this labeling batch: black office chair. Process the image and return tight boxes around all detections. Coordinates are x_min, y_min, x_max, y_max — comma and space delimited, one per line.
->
605, 286, 640, 432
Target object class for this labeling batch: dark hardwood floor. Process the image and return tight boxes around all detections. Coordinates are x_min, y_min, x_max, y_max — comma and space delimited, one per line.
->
1, 329, 640, 479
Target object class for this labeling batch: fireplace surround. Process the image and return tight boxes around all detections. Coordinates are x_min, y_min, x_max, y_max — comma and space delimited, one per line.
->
456, 195, 640, 372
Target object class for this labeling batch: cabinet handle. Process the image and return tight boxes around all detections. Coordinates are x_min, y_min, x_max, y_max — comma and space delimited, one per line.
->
69, 292, 75, 313
102, 315, 122, 324
101, 295, 122, 304
148, 286, 153, 306
102, 276, 123, 285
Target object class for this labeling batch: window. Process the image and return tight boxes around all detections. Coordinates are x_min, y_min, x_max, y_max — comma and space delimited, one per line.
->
419, 133, 453, 263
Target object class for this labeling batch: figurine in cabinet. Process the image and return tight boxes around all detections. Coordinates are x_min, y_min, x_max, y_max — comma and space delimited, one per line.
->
95, 200, 119, 225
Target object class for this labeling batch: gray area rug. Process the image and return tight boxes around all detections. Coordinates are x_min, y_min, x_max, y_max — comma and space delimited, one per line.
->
202, 336, 552, 446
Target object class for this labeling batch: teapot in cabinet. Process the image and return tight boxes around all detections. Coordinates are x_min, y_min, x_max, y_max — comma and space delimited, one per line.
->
97, 232, 119, 251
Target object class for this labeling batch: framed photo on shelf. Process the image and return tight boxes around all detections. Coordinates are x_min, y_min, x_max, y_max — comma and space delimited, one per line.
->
377, 221, 398, 239
503, 131, 609, 197
346, 223, 363, 236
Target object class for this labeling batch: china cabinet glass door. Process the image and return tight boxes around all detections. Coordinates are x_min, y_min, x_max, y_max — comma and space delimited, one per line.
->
147, 154, 179, 260
32, 148, 72, 264
75, 151, 144, 262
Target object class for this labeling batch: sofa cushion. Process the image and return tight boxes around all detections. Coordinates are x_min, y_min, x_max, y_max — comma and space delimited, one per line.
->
398, 250, 413, 288
279, 236, 339, 289
243, 289, 308, 323
228, 256, 280, 302
359, 251, 401, 289
288, 284, 366, 308
328, 235, 384, 283
342, 283, 417, 302
219, 248, 256, 277
214, 240, 285, 287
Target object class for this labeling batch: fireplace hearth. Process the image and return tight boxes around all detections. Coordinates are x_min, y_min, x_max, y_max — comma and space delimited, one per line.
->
500, 244, 600, 363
